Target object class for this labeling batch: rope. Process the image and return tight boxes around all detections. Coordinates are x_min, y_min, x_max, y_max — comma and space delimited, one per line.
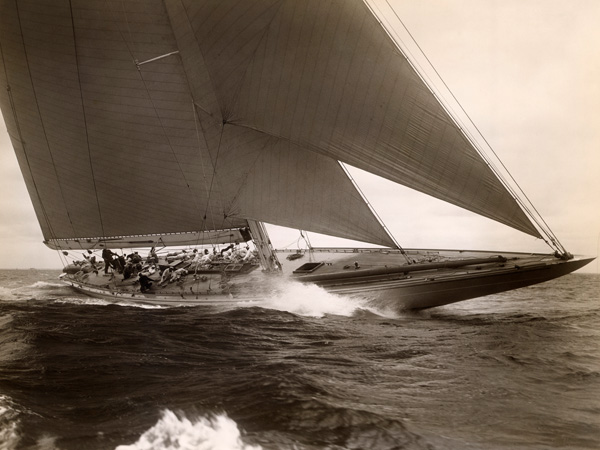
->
339, 162, 411, 264
366, 0, 567, 255
105, 0, 205, 218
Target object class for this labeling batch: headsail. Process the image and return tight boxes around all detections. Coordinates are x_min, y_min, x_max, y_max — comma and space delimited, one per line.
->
0, 0, 541, 253
181, 0, 540, 237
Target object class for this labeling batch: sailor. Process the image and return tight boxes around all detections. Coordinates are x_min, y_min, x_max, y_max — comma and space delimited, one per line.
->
190, 250, 203, 273
231, 245, 245, 262
111, 254, 123, 274
201, 249, 211, 262
123, 263, 134, 280
139, 273, 153, 292
241, 246, 253, 262
170, 268, 188, 283
159, 267, 171, 285
102, 248, 114, 275
131, 252, 143, 264
220, 244, 234, 255
147, 247, 158, 265
166, 250, 189, 263
82, 251, 98, 268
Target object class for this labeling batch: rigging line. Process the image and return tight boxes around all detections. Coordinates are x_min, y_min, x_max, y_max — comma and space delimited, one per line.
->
227, 122, 409, 250
327, 1, 370, 149
191, 101, 217, 246
176, 0, 224, 123
226, 113, 550, 247
300, 230, 312, 250
119, 0, 135, 50
370, 2, 558, 249
106, 1, 205, 216
202, 121, 227, 229
364, 2, 515, 185
225, 132, 276, 215
69, 0, 107, 240
1, 4, 72, 248
222, 0, 287, 120
339, 162, 412, 264
378, 0, 565, 252
367, 1, 520, 203
163, 0, 233, 240
165, 1, 242, 244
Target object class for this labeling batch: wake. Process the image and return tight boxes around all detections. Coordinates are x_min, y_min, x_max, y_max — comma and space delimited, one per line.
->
258, 278, 400, 319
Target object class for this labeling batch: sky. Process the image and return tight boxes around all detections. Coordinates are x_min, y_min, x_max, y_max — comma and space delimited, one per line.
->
0, 0, 599, 273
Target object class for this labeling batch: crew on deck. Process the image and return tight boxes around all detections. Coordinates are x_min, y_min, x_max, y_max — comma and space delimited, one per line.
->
74, 242, 258, 292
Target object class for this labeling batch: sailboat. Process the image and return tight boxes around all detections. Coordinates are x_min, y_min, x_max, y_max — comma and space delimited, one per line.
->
0, 0, 593, 309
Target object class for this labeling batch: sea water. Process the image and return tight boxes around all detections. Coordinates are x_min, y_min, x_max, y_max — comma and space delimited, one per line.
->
0, 269, 598, 449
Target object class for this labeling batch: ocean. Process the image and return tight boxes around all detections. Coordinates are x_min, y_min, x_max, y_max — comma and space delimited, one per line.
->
0, 269, 598, 450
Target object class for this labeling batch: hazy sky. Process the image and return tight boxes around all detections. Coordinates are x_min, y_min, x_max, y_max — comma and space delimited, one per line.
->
0, 0, 599, 272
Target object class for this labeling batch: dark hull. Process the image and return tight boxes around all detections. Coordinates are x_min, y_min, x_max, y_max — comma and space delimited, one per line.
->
321, 256, 594, 310
62, 248, 594, 310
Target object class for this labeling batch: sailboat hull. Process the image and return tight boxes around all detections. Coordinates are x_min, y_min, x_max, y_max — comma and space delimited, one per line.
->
319, 255, 594, 310
60, 248, 593, 310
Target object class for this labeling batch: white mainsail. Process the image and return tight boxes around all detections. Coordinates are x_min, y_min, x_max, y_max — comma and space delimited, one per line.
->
0, 0, 541, 252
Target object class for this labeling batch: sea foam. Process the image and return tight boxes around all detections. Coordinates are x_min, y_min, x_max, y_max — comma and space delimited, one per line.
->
115, 410, 260, 450
27, 281, 66, 289
260, 279, 368, 318
0, 394, 20, 450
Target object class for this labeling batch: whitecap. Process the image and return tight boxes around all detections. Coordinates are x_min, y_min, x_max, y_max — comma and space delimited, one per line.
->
52, 298, 165, 309
0, 394, 21, 450
0, 286, 17, 301
115, 410, 260, 450
27, 281, 66, 289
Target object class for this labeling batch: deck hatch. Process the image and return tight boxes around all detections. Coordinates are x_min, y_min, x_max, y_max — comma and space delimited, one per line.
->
293, 262, 324, 274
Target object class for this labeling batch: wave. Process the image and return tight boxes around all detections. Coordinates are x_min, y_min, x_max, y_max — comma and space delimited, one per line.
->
0, 286, 17, 301
0, 394, 21, 450
257, 279, 398, 319
52, 297, 166, 309
27, 281, 66, 290
115, 410, 261, 450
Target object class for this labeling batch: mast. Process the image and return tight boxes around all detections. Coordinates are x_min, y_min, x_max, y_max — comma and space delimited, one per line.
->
247, 220, 282, 272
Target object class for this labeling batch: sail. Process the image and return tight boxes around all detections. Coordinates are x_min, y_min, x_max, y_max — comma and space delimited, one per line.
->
0, 0, 396, 248
177, 0, 541, 237
0, 0, 541, 252
0, 0, 243, 245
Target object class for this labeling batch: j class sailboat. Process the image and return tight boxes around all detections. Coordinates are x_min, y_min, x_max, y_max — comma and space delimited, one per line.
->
0, 0, 593, 309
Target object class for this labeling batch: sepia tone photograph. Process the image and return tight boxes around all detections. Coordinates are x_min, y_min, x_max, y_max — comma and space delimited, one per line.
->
0, 0, 598, 448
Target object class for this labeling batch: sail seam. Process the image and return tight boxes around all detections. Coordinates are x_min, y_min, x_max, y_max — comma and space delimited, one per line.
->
339, 162, 410, 261
202, 122, 226, 229
192, 101, 219, 238
163, 0, 238, 245
69, 0, 107, 240
226, 121, 398, 248
224, 0, 287, 120
3, 2, 74, 246
365, 0, 564, 253
104, 0, 208, 229
174, 0, 225, 121
364, 2, 521, 210
225, 134, 277, 213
